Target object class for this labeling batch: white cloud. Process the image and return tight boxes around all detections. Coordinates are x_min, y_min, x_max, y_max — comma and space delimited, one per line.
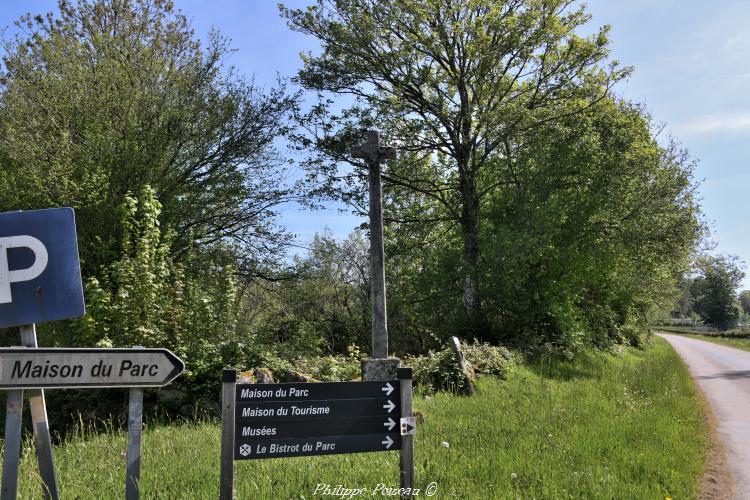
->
673, 112, 750, 137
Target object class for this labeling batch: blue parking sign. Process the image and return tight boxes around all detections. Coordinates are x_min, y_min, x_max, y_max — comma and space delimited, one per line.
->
0, 208, 85, 328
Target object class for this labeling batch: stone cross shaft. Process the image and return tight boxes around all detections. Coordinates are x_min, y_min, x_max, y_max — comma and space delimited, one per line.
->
352, 131, 397, 359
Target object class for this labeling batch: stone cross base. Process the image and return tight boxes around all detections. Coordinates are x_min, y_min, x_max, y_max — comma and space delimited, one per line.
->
361, 357, 401, 381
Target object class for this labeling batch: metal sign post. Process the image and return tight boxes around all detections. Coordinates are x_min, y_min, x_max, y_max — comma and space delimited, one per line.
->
20, 325, 59, 500
398, 368, 414, 498
126, 387, 144, 500
0, 208, 85, 500
0, 346, 184, 499
0, 208, 185, 499
1, 388, 24, 500
220, 369, 237, 500
126, 346, 145, 500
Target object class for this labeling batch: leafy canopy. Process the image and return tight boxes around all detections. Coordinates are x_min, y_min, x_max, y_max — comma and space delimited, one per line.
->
690, 255, 744, 330
0, 0, 295, 276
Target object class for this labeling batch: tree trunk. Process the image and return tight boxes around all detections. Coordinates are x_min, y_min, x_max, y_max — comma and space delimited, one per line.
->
459, 167, 482, 335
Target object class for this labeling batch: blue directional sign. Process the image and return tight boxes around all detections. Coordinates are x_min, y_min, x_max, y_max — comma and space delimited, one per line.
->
0, 208, 85, 328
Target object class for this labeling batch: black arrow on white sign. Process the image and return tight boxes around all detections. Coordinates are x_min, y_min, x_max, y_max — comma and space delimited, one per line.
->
0, 348, 184, 389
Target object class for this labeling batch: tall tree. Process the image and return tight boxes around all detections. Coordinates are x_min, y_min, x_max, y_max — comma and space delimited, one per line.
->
281, 0, 629, 333
380, 99, 702, 348
479, 100, 702, 346
691, 255, 744, 330
739, 290, 750, 317
1, 0, 295, 277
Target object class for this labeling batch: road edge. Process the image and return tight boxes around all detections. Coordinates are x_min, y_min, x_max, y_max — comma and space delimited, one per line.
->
657, 333, 733, 499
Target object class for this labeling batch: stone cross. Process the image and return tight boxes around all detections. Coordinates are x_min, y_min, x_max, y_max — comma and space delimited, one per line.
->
352, 131, 396, 360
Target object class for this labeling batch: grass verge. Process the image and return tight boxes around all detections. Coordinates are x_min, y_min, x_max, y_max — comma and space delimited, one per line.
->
5, 337, 706, 499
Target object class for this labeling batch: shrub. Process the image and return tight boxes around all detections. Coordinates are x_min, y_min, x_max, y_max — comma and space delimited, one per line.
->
462, 340, 516, 379
289, 344, 363, 382
404, 347, 470, 394
403, 340, 518, 394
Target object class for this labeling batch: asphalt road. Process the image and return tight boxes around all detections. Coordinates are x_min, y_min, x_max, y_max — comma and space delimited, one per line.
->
660, 333, 750, 499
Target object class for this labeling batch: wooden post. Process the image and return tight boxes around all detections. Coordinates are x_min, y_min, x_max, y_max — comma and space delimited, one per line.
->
219, 369, 236, 500
20, 324, 59, 500
1, 389, 24, 500
352, 131, 397, 359
398, 367, 414, 499
126, 387, 144, 499
449, 336, 475, 396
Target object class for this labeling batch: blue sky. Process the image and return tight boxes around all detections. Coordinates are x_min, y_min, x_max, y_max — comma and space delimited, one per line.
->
2, 1, 749, 287
585, 0, 750, 289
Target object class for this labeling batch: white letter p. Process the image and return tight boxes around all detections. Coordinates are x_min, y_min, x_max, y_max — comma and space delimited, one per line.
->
0, 235, 49, 304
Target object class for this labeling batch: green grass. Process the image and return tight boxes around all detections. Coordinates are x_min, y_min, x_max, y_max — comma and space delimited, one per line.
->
6, 337, 706, 499
659, 330, 750, 352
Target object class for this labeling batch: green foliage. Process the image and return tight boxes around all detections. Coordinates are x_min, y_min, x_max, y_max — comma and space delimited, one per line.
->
0, 0, 294, 277
294, 345, 364, 382
462, 341, 517, 379
405, 347, 469, 394
283, 0, 702, 350
288, 232, 371, 353
669, 275, 697, 319
221, 344, 364, 383
65, 186, 265, 401
75, 187, 231, 347
232, 340, 516, 396
283, 0, 631, 333
738, 290, 750, 316
690, 255, 745, 330
403, 340, 516, 395
479, 100, 702, 349
374, 99, 701, 351
0, 0, 297, 409
214, 230, 373, 362
93, 186, 173, 347
0, 2, 710, 439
